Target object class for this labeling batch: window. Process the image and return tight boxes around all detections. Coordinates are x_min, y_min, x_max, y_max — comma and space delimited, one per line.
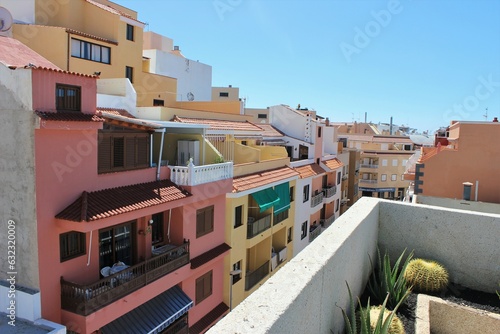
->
300, 221, 308, 240
151, 213, 164, 245
289, 186, 294, 202
318, 127, 322, 138
232, 261, 242, 284
381, 174, 387, 181
402, 159, 408, 166
219, 92, 229, 97
401, 174, 405, 181
126, 24, 134, 41
71, 38, 110, 64
125, 66, 134, 83
196, 206, 214, 238
60, 231, 86, 262
153, 99, 164, 106
257, 114, 267, 119
303, 185, 310, 202
392, 159, 398, 167
195, 271, 213, 304
391, 174, 397, 181
287, 227, 293, 243
234, 205, 243, 228
99, 222, 135, 268
337, 172, 341, 185
98, 132, 150, 173
56, 84, 81, 111
336, 199, 339, 212
382, 159, 388, 166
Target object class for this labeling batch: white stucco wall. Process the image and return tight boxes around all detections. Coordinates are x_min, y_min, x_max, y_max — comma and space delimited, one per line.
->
269, 105, 318, 144
97, 78, 137, 115
415, 195, 500, 214
323, 126, 338, 155
0, 65, 40, 290
292, 177, 312, 257
143, 49, 212, 101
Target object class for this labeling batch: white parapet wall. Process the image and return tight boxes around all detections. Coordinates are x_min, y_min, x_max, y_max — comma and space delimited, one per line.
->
207, 197, 500, 334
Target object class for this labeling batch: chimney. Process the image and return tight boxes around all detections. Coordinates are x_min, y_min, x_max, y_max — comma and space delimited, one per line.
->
174, 46, 179, 51
229, 85, 232, 88
364, 112, 367, 123
390, 116, 393, 135
325, 117, 330, 126
462, 182, 473, 201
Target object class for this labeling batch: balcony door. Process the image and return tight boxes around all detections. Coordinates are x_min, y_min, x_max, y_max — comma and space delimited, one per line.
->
99, 221, 136, 268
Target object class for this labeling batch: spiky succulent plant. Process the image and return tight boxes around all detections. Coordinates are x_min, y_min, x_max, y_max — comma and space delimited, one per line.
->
404, 258, 449, 293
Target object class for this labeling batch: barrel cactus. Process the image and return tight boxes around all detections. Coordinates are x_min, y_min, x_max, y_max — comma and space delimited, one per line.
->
364, 305, 405, 334
404, 258, 449, 293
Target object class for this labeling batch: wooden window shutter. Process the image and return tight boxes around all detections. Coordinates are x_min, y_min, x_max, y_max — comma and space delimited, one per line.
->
125, 136, 136, 168
98, 134, 111, 173
136, 135, 149, 167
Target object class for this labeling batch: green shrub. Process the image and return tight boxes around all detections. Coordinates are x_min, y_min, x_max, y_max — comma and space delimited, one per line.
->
404, 258, 448, 293
340, 283, 409, 334
214, 155, 225, 163
367, 248, 413, 310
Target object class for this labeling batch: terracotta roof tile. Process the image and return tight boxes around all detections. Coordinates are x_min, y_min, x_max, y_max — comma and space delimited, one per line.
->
85, 0, 144, 24
233, 167, 299, 192
189, 302, 229, 334
97, 108, 136, 118
293, 164, 327, 179
56, 179, 191, 222
0, 36, 60, 69
66, 28, 118, 45
190, 243, 231, 269
173, 115, 263, 132
254, 123, 284, 137
36, 111, 104, 122
323, 158, 344, 171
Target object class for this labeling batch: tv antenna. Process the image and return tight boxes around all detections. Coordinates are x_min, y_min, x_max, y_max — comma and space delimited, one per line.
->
483, 107, 488, 121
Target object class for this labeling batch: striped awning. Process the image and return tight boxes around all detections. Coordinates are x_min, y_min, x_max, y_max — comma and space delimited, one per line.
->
100, 285, 193, 334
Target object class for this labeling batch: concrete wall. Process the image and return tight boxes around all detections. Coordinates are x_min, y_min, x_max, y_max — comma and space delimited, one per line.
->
96, 78, 137, 113
415, 195, 500, 214
208, 197, 500, 333
0, 66, 39, 290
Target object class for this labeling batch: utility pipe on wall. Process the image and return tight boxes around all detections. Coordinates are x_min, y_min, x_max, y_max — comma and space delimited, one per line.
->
475, 180, 479, 201
156, 128, 166, 181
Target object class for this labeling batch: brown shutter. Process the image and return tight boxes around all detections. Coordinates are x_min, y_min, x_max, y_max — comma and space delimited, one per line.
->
98, 134, 111, 173
125, 136, 136, 168
136, 135, 149, 167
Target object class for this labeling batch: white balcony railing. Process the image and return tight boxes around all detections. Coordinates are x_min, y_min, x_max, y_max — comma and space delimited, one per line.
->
359, 179, 378, 184
169, 161, 233, 186
360, 164, 379, 168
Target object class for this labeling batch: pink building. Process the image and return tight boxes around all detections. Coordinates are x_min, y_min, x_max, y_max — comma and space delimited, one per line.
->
1, 36, 231, 334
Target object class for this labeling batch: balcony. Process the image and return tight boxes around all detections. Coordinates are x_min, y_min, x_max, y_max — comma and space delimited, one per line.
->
359, 179, 378, 184
320, 214, 335, 229
245, 261, 270, 291
169, 161, 233, 186
322, 185, 337, 198
61, 242, 189, 316
310, 192, 324, 208
309, 224, 322, 242
360, 164, 379, 169
273, 210, 289, 225
208, 198, 500, 333
247, 215, 271, 239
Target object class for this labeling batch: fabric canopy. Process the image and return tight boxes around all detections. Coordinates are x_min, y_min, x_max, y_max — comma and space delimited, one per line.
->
100, 285, 193, 334
251, 187, 280, 212
273, 182, 291, 214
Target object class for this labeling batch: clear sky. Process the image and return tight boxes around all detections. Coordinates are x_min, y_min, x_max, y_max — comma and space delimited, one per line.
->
118, 0, 500, 133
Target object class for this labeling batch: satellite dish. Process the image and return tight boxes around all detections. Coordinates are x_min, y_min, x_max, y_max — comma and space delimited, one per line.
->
0, 7, 13, 32
187, 92, 194, 101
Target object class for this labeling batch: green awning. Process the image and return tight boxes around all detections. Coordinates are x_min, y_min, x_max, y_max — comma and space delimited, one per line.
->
274, 182, 291, 214
251, 188, 280, 212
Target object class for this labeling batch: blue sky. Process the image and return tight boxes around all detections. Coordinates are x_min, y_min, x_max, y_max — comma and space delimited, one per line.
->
118, 0, 500, 133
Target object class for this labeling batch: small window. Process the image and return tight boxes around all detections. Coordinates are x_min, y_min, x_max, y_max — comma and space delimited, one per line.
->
382, 159, 388, 167
126, 24, 134, 41
56, 84, 81, 112
318, 127, 322, 138
153, 99, 164, 106
196, 205, 214, 238
196, 271, 213, 304
402, 160, 408, 167
60, 231, 86, 262
257, 114, 267, 119
392, 159, 398, 167
287, 227, 293, 243
401, 174, 405, 181
336, 199, 339, 212
300, 221, 308, 240
337, 172, 341, 185
219, 92, 229, 97
391, 174, 397, 181
232, 261, 242, 284
151, 212, 164, 245
303, 185, 310, 203
289, 186, 294, 202
125, 66, 133, 83
381, 174, 387, 181
234, 205, 243, 228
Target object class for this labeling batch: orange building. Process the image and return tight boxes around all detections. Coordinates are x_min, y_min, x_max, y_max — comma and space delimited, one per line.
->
409, 121, 500, 204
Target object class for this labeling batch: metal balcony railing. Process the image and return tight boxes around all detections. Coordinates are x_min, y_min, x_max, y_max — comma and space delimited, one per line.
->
247, 215, 271, 239
310, 192, 324, 208
323, 185, 337, 198
61, 242, 189, 316
245, 261, 270, 291
309, 224, 322, 242
320, 215, 335, 229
